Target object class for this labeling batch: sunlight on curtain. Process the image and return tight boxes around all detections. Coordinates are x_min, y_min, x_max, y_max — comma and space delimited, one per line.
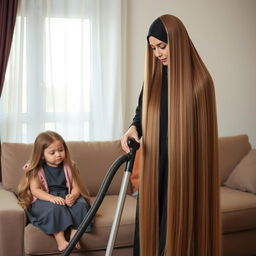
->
44, 18, 91, 140
45, 18, 90, 114
0, 0, 125, 142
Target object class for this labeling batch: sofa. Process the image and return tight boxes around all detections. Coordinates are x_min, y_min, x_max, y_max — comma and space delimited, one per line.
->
219, 135, 256, 256
0, 135, 256, 256
0, 140, 136, 256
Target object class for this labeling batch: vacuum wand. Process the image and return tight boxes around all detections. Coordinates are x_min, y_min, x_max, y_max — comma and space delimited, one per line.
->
61, 138, 140, 256
105, 138, 139, 256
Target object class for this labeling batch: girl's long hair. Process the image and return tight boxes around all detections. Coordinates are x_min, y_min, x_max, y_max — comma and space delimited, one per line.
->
17, 131, 91, 209
139, 14, 221, 255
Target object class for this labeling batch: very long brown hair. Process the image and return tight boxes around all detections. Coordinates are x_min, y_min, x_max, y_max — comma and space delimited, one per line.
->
139, 15, 221, 255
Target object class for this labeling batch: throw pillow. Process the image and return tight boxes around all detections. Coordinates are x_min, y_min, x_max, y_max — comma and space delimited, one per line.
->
224, 149, 256, 193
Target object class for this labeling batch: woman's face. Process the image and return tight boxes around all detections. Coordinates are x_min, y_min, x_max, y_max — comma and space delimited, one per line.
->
148, 36, 169, 66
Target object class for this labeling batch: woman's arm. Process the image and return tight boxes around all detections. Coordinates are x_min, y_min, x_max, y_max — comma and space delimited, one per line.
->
121, 88, 143, 153
131, 88, 143, 138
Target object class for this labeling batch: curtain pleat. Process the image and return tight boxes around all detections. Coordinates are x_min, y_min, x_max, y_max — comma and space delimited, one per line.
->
0, 0, 19, 181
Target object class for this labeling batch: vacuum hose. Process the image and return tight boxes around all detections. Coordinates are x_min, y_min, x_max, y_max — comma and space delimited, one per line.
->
61, 138, 140, 256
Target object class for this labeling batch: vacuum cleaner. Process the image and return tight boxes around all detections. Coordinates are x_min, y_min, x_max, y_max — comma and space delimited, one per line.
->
61, 138, 140, 256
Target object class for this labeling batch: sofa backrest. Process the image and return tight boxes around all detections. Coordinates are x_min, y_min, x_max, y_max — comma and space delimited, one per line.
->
1, 140, 130, 196
1, 134, 252, 193
219, 134, 251, 184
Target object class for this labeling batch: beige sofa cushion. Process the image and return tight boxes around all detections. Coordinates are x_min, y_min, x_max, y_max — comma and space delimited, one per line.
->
0, 184, 25, 256
1, 142, 33, 193
224, 149, 256, 193
1, 140, 130, 196
24, 195, 136, 254
221, 186, 256, 233
219, 134, 251, 184
67, 141, 129, 196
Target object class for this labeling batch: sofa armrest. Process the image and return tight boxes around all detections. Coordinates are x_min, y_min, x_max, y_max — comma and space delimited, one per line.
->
0, 184, 25, 256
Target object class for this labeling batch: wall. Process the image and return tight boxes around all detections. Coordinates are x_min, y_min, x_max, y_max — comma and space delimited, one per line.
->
124, 0, 256, 147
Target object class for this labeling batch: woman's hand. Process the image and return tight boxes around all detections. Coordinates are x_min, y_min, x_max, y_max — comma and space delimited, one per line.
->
49, 196, 66, 205
65, 193, 77, 207
121, 125, 139, 153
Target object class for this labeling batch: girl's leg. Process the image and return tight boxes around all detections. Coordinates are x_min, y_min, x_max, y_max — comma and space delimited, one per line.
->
68, 197, 92, 232
68, 197, 92, 250
70, 228, 81, 249
54, 231, 69, 251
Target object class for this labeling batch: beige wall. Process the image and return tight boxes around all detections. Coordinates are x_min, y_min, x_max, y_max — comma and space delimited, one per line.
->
124, 0, 256, 147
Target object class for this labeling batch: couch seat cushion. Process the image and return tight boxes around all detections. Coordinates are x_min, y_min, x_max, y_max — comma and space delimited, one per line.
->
221, 186, 256, 233
24, 195, 136, 254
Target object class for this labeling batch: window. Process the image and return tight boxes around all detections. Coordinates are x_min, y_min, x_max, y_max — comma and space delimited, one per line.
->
3, 17, 92, 141
0, 0, 125, 143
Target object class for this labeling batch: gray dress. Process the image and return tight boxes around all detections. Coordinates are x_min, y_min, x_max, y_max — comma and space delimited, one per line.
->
26, 163, 92, 235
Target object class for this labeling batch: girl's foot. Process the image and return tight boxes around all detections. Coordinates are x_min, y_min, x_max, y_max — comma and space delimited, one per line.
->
54, 231, 69, 251
70, 228, 81, 249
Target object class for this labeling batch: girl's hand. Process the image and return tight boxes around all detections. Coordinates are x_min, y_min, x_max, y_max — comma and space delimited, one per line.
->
65, 194, 77, 207
50, 196, 66, 205
121, 125, 139, 153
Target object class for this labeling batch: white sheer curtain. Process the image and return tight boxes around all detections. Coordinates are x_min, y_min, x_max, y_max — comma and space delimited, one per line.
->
0, 0, 126, 142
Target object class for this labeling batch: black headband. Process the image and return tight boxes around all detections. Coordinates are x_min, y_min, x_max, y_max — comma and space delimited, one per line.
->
147, 17, 167, 43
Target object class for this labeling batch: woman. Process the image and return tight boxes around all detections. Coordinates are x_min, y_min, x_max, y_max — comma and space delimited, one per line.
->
121, 15, 221, 256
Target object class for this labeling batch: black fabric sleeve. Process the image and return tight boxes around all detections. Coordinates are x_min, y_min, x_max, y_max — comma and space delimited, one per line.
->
130, 87, 143, 138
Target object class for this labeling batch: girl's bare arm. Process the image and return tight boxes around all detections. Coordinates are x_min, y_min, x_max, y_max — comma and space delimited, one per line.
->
30, 176, 66, 205
65, 179, 81, 206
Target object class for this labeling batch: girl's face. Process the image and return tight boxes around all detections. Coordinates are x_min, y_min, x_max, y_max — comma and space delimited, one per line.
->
148, 36, 169, 66
43, 140, 65, 167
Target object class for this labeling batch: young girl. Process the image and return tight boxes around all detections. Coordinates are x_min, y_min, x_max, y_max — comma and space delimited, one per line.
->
17, 131, 92, 251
